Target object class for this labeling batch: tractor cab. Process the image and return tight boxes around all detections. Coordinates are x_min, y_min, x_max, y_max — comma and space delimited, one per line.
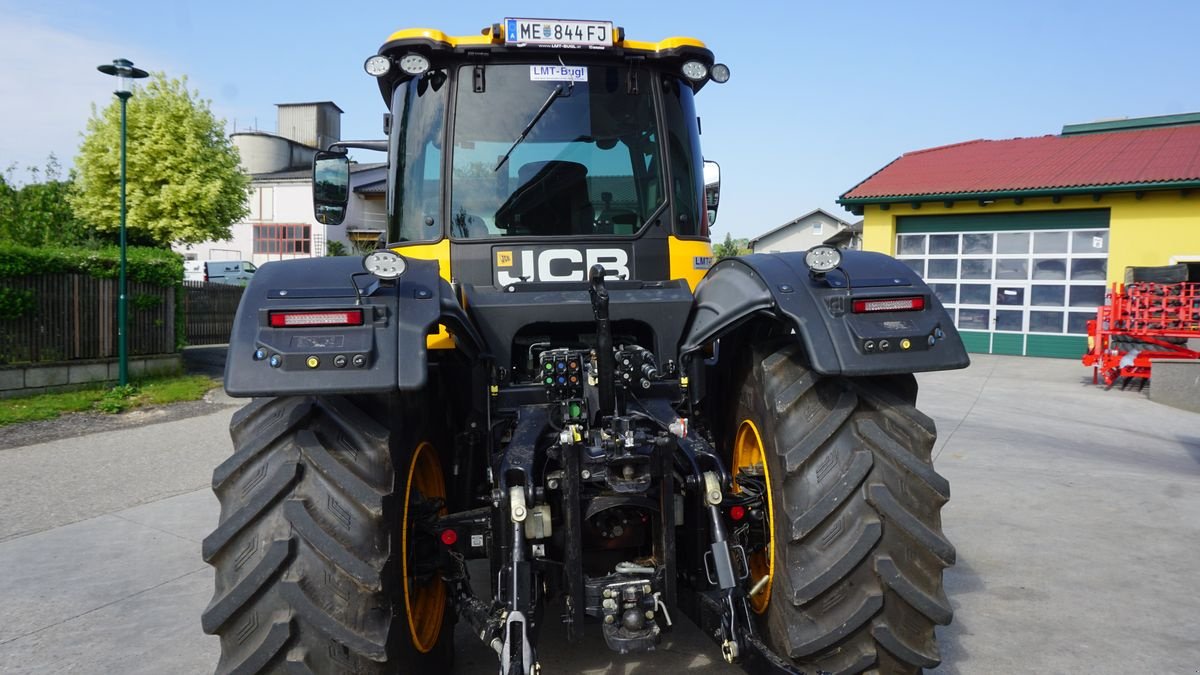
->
314, 19, 727, 290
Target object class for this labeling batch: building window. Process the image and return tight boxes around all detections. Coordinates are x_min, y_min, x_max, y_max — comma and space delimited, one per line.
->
811, 221, 823, 235
254, 223, 311, 254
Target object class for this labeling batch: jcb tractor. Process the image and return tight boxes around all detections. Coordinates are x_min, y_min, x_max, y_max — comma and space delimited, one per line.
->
203, 18, 968, 675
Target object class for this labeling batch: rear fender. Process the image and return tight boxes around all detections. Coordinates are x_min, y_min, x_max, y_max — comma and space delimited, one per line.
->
680, 251, 969, 376
224, 256, 482, 397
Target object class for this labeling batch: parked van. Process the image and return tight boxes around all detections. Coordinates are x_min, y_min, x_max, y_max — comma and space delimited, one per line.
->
184, 260, 257, 285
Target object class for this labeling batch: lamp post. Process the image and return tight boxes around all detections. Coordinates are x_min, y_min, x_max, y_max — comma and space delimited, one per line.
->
97, 59, 148, 386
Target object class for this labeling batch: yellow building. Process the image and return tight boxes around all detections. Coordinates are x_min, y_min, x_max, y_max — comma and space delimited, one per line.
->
838, 113, 1200, 358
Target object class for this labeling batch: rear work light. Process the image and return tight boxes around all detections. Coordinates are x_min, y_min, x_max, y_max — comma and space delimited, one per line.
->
852, 296, 926, 313
268, 309, 365, 328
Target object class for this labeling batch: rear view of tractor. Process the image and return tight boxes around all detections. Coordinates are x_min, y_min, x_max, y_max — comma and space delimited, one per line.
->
203, 19, 970, 674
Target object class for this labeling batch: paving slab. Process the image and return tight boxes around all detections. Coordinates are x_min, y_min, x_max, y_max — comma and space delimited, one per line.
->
924, 355, 1200, 674
115, 488, 219, 544
0, 514, 203, 645
0, 406, 235, 541
0, 568, 217, 675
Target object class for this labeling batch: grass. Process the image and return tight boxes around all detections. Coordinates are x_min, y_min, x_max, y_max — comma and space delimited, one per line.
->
0, 374, 220, 427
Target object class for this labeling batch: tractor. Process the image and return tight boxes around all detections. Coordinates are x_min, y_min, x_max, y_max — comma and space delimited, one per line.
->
203, 18, 969, 675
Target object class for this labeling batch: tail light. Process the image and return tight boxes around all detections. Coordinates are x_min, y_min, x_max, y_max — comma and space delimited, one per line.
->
852, 296, 925, 313
268, 309, 365, 328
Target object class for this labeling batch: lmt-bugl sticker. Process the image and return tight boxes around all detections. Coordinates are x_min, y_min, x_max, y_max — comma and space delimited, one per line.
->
530, 65, 588, 82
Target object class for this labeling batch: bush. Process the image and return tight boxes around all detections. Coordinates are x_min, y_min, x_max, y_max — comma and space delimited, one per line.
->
0, 287, 36, 320
0, 242, 183, 286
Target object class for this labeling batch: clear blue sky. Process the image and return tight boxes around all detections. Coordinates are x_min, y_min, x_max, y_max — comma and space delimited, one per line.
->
2, 0, 1197, 240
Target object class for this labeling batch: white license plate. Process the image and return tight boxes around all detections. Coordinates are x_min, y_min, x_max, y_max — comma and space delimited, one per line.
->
504, 18, 613, 48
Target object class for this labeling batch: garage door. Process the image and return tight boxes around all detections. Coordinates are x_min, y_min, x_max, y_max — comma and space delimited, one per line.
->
895, 210, 1109, 358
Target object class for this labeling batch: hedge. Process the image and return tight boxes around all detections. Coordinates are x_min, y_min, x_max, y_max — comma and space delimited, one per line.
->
0, 242, 188, 352
0, 242, 183, 287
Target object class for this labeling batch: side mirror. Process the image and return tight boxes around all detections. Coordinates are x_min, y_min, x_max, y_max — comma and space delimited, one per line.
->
313, 150, 350, 225
703, 160, 721, 226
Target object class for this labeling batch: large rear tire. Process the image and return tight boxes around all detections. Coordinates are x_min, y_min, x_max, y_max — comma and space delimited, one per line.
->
732, 342, 954, 674
201, 394, 453, 674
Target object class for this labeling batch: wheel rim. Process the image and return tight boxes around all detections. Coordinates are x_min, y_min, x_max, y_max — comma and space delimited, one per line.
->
402, 441, 447, 653
732, 420, 774, 614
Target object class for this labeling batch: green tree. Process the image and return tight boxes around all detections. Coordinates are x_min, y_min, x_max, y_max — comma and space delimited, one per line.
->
0, 156, 88, 247
713, 232, 740, 259
71, 73, 251, 247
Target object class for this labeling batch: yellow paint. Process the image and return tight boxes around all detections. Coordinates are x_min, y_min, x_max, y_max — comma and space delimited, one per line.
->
383, 25, 705, 54
384, 27, 494, 47
392, 239, 456, 350
619, 36, 707, 52
668, 236, 714, 291
859, 191, 1200, 286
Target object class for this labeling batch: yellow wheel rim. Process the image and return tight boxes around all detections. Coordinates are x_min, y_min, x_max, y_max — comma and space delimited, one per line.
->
732, 420, 774, 614
402, 441, 447, 653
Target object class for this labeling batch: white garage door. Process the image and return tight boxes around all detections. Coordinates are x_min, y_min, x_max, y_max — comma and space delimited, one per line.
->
894, 210, 1110, 358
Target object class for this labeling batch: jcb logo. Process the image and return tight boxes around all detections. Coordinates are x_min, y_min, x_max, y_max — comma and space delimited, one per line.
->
495, 248, 630, 286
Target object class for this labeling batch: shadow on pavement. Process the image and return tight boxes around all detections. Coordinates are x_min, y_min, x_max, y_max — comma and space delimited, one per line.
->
183, 345, 228, 378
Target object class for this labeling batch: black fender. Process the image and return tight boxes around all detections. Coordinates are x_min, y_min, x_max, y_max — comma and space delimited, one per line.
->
224, 256, 483, 397
680, 251, 969, 377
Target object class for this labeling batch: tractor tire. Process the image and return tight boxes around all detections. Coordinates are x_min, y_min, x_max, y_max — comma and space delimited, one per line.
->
201, 394, 453, 674
732, 342, 954, 674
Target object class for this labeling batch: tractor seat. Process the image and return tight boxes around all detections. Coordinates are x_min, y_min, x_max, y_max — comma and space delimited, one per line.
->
495, 160, 594, 236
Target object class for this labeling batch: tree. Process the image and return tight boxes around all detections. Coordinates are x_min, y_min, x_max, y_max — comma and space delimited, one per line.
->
713, 232, 740, 259
71, 74, 251, 247
0, 155, 88, 247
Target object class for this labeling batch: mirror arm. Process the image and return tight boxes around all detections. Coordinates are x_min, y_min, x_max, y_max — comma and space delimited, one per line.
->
327, 140, 389, 153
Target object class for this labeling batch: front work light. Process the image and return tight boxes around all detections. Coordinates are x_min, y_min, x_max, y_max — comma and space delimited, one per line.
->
681, 60, 708, 82
398, 52, 431, 76
710, 63, 731, 83
364, 55, 392, 77
363, 249, 407, 279
804, 245, 842, 273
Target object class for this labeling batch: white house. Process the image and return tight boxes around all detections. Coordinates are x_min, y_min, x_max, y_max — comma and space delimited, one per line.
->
822, 219, 863, 250
748, 208, 857, 253
174, 102, 387, 265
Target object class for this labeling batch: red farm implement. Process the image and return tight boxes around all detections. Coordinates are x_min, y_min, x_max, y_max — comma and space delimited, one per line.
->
1083, 281, 1200, 388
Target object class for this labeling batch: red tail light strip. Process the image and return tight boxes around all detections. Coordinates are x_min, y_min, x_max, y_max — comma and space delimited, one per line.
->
852, 296, 925, 313
268, 310, 365, 328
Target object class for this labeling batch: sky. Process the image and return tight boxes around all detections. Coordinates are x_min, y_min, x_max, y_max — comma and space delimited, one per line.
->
2, 0, 1198, 240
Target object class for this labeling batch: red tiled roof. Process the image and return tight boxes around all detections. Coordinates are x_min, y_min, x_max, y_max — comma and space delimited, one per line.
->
841, 124, 1200, 201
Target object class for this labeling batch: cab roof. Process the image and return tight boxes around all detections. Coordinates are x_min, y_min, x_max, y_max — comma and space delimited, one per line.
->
372, 23, 718, 104
380, 24, 709, 57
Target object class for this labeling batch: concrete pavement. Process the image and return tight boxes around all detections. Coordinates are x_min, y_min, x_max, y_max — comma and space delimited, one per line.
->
1, 354, 1198, 673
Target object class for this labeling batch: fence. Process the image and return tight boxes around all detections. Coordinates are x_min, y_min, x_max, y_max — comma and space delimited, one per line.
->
183, 281, 244, 345
0, 274, 175, 365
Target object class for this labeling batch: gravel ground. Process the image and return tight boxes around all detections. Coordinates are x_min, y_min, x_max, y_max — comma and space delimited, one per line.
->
0, 396, 232, 450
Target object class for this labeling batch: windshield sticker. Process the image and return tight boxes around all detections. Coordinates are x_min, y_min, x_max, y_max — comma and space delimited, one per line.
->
530, 65, 588, 82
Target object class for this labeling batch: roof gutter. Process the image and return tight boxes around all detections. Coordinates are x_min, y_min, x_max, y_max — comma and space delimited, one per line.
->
837, 179, 1200, 214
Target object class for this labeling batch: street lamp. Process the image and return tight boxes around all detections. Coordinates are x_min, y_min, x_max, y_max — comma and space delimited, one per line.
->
97, 58, 148, 386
